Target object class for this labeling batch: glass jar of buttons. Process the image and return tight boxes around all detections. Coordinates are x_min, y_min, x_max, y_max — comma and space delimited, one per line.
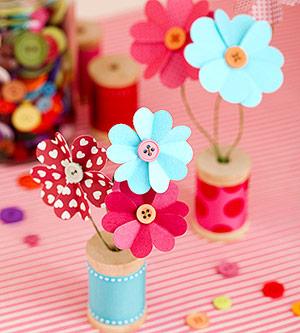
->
0, 0, 75, 163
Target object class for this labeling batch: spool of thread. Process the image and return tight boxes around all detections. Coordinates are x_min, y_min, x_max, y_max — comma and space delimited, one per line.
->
86, 232, 146, 333
193, 147, 251, 242
77, 20, 102, 102
88, 54, 140, 134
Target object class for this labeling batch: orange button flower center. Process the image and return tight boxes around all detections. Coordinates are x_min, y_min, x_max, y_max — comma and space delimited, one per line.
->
136, 204, 156, 224
225, 46, 248, 69
164, 27, 187, 51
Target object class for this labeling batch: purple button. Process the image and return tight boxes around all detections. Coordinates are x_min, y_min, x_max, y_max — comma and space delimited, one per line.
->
0, 207, 24, 224
138, 139, 160, 162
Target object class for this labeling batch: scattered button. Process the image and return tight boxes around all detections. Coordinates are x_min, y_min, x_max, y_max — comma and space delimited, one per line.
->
291, 301, 300, 316
37, 96, 52, 112
0, 207, 24, 224
212, 295, 232, 310
2, 80, 27, 103
186, 312, 209, 330
12, 102, 42, 132
0, 65, 11, 83
14, 31, 49, 68
0, 99, 16, 115
262, 281, 285, 299
138, 139, 160, 162
18, 173, 41, 189
43, 26, 67, 53
136, 204, 156, 224
23, 234, 40, 247
217, 261, 239, 278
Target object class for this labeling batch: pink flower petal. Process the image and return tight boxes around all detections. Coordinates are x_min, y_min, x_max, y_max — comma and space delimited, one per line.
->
114, 220, 141, 250
158, 201, 189, 217
150, 223, 175, 252
71, 136, 107, 172
185, 60, 199, 80
130, 225, 153, 258
36, 132, 71, 172
105, 190, 137, 213
119, 182, 156, 207
102, 212, 136, 233
53, 183, 90, 221
145, 0, 170, 30
167, 0, 193, 26
152, 182, 179, 209
185, 1, 210, 30
144, 52, 171, 79
131, 42, 167, 65
31, 165, 66, 207
160, 51, 189, 88
130, 22, 165, 42
155, 213, 187, 236
80, 172, 112, 207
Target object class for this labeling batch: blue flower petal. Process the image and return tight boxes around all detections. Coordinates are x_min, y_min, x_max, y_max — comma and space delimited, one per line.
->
149, 160, 170, 193
157, 153, 188, 180
246, 59, 284, 93
184, 17, 226, 68
220, 69, 251, 104
133, 107, 154, 141
252, 46, 284, 67
107, 145, 138, 164
127, 159, 151, 194
240, 21, 272, 55
108, 124, 140, 146
160, 141, 193, 164
241, 78, 262, 107
160, 126, 191, 144
114, 158, 140, 181
200, 59, 230, 93
151, 110, 173, 143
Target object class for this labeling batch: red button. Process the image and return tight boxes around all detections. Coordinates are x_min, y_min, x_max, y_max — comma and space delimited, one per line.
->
262, 281, 285, 299
0, 98, 16, 115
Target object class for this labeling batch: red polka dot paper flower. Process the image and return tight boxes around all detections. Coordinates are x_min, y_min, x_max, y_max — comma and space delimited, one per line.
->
102, 181, 188, 258
130, 0, 211, 88
31, 132, 112, 221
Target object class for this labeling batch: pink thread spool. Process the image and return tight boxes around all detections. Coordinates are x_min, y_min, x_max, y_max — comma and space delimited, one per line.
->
193, 147, 251, 242
77, 20, 102, 102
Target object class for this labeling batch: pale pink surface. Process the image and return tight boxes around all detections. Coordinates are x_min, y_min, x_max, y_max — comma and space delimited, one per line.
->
102, 182, 188, 258
195, 178, 249, 232
130, 0, 210, 88
0, 3, 300, 332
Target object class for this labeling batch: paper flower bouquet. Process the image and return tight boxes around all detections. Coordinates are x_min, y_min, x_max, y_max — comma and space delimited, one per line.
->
31, 107, 193, 332
130, 0, 284, 241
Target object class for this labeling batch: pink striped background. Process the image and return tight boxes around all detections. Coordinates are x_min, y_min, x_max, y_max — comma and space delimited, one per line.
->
1, 2, 300, 332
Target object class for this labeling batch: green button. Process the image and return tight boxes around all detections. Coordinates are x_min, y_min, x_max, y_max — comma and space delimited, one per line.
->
14, 32, 48, 69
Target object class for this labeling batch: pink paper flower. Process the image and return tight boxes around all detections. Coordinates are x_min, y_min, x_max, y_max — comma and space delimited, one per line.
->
130, 0, 211, 88
31, 132, 112, 221
102, 181, 189, 258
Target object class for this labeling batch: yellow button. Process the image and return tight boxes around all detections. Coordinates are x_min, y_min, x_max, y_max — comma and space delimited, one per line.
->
291, 301, 300, 316
136, 204, 156, 224
164, 26, 187, 51
2, 80, 27, 103
225, 46, 248, 69
12, 102, 41, 132
213, 295, 232, 310
43, 26, 67, 53
186, 312, 209, 330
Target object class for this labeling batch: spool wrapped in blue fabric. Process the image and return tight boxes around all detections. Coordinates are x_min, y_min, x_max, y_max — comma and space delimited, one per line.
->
86, 233, 146, 333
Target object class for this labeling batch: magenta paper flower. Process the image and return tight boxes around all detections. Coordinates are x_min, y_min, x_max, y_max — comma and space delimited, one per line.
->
130, 0, 211, 88
31, 132, 112, 221
102, 181, 189, 258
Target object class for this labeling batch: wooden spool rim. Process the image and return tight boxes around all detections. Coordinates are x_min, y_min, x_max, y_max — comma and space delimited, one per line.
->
88, 54, 140, 89
77, 20, 102, 50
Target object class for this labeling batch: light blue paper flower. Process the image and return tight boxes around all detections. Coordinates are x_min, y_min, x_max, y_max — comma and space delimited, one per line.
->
107, 107, 193, 194
184, 9, 284, 107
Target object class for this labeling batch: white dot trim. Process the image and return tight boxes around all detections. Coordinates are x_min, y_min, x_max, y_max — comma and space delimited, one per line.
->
88, 264, 146, 283
90, 309, 145, 326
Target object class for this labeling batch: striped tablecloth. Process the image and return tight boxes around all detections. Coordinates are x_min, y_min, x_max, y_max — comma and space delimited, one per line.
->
1, 2, 300, 332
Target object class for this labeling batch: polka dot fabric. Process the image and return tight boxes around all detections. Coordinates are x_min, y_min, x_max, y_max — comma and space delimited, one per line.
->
31, 132, 112, 221
195, 178, 249, 233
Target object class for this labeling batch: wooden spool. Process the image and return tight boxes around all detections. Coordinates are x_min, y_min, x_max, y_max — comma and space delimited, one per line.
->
86, 232, 146, 333
193, 147, 252, 242
88, 54, 140, 135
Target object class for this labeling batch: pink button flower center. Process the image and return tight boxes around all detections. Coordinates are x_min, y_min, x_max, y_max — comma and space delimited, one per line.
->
137, 139, 160, 162
136, 204, 156, 224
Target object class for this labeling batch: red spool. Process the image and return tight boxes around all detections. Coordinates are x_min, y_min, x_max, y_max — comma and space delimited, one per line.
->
88, 54, 140, 134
